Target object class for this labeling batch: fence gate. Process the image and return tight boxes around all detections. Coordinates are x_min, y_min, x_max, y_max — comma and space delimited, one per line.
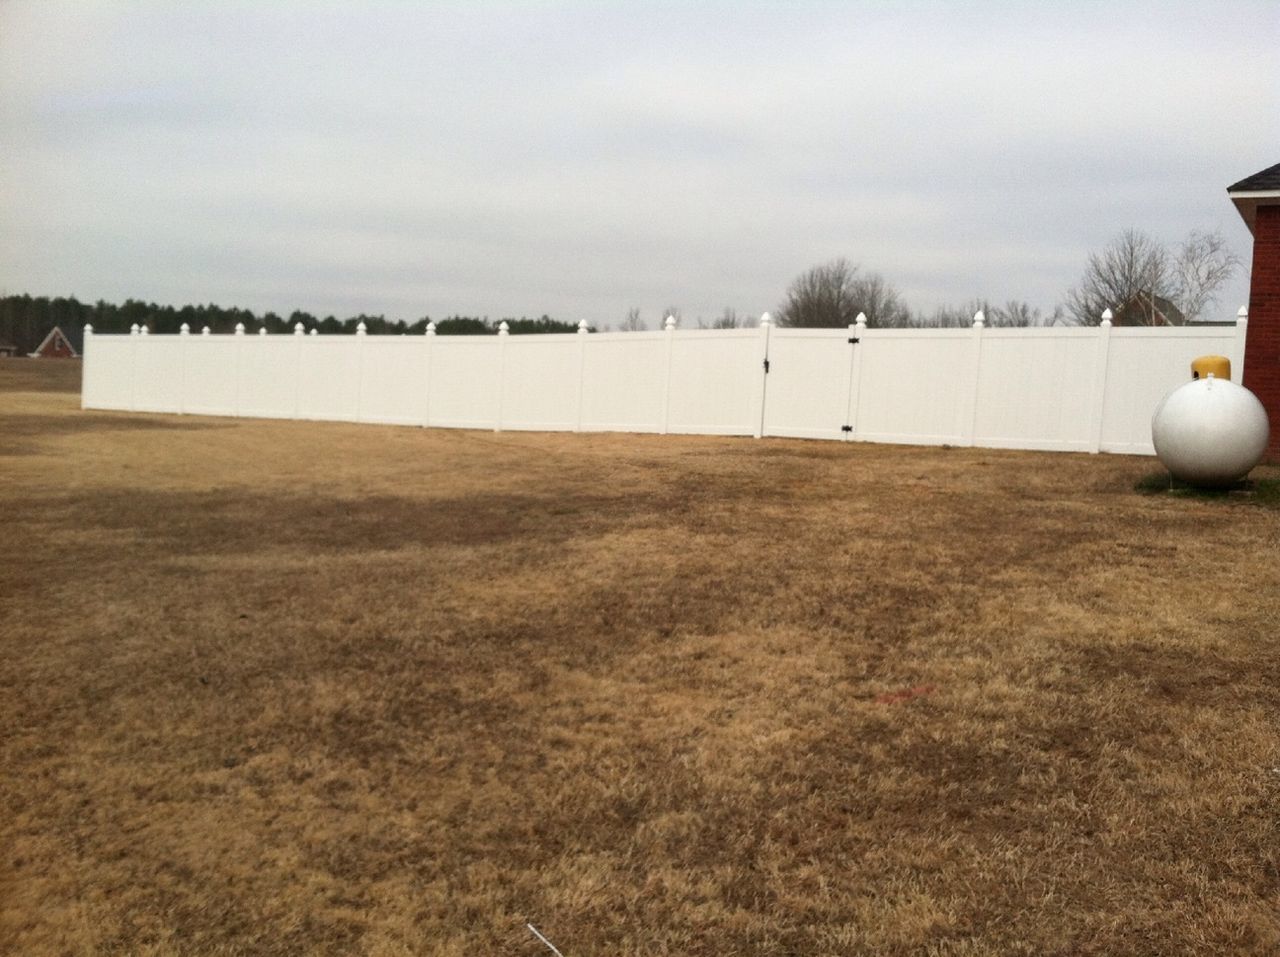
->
760, 327, 858, 441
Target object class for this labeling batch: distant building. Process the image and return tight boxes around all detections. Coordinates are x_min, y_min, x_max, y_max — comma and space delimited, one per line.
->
30, 326, 79, 358
0, 340, 18, 358
1109, 291, 1233, 328
1110, 291, 1187, 327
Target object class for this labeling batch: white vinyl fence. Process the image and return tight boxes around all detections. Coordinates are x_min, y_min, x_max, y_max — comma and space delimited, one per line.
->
81, 310, 1250, 456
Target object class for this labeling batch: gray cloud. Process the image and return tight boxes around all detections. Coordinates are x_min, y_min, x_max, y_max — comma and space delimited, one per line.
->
1, 1, 1276, 325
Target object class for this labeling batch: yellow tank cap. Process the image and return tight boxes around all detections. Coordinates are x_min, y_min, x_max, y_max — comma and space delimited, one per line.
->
1191, 355, 1231, 381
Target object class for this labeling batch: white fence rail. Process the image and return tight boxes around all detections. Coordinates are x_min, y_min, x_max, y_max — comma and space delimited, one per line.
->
81, 311, 1249, 456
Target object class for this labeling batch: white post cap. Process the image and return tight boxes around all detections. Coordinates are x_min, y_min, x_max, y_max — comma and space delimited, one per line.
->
759, 312, 772, 327
426, 321, 436, 335
258, 326, 268, 335
179, 322, 190, 335
356, 321, 367, 335
664, 315, 677, 331
1237, 305, 1248, 323
577, 320, 589, 334
130, 323, 140, 335
139, 326, 149, 335
234, 322, 245, 335
84, 323, 94, 335
973, 310, 985, 328
498, 321, 510, 334
201, 326, 211, 335
294, 322, 305, 335
855, 312, 868, 327
309, 328, 318, 336
1100, 308, 1113, 327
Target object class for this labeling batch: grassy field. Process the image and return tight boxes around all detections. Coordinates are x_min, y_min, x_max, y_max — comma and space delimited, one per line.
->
2, 358, 1279, 955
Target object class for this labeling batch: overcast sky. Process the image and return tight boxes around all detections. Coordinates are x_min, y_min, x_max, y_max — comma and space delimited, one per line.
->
2, 1, 1277, 327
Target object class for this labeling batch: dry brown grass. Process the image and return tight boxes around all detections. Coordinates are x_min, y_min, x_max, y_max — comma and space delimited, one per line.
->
2, 359, 1279, 956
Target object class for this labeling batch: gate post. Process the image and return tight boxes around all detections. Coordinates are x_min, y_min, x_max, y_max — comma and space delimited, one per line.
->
1087, 308, 1113, 453
754, 312, 772, 438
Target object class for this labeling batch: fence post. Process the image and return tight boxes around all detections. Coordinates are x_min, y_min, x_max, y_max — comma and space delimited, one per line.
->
846, 313, 868, 441
1087, 308, 1113, 453
355, 320, 367, 422
754, 312, 772, 438
129, 324, 140, 411
234, 322, 245, 417
422, 321, 436, 428
178, 323, 190, 414
661, 314, 677, 434
575, 320, 589, 432
1234, 306, 1249, 382
962, 310, 985, 446
293, 321, 305, 418
495, 320, 509, 431
81, 324, 93, 409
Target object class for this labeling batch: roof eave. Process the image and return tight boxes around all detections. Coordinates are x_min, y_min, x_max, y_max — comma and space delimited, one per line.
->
1228, 189, 1280, 235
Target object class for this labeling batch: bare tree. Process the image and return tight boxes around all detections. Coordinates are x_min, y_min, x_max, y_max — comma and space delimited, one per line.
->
988, 300, 1046, 327
1065, 228, 1239, 325
1171, 230, 1242, 323
710, 307, 745, 329
850, 272, 912, 327
1066, 229, 1169, 325
620, 307, 645, 331
912, 298, 990, 328
777, 258, 911, 328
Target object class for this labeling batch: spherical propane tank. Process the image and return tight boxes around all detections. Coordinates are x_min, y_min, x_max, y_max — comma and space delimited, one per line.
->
1151, 376, 1270, 487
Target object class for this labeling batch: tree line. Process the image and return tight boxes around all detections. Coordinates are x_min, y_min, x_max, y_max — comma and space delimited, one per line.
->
615, 227, 1240, 331
767, 228, 1240, 330
0, 294, 584, 355
1, 226, 1241, 355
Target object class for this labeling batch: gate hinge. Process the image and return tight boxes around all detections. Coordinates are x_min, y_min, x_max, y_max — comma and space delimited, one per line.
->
763, 358, 770, 373
841, 425, 853, 433
848, 337, 860, 344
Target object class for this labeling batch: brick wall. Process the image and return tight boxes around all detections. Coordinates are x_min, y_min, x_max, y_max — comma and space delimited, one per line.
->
1243, 204, 1280, 461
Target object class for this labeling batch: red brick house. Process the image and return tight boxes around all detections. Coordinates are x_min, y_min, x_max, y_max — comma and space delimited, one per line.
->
29, 326, 78, 359
1228, 162, 1280, 461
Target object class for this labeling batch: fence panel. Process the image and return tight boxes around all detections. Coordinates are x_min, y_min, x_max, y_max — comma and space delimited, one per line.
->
1099, 327, 1238, 455
667, 329, 765, 436
81, 335, 134, 411
579, 332, 667, 433
761, 328, 853, 440
427, 337, 500, 429
358, 337, 426, 426
185, 338, 239, 417
239, 337, 299, 419
132, 337, 185, 413
854, 329, 972, 445
973, 329, 1097, 451
501, 335, 581, 431
297, 337, 359, 421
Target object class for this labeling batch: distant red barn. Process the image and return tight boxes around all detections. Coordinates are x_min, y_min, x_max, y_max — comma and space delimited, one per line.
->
30, 326, 78, 359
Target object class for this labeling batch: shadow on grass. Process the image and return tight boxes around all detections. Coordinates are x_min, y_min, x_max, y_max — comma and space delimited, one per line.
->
9, 486, 627, 558
1134, 470, 1280, 508
0, 412, 228, 456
